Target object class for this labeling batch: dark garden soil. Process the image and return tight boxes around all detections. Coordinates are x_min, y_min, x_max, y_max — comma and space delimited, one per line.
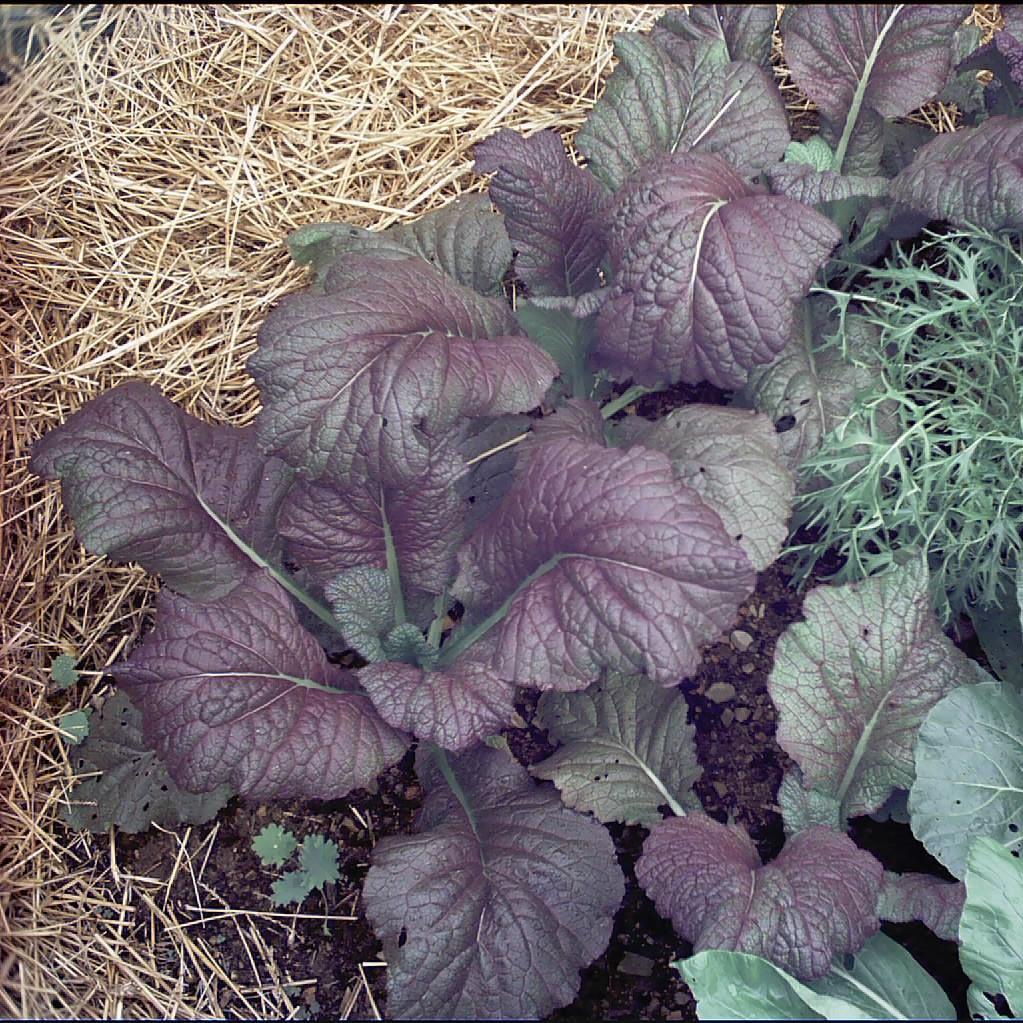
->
112, 380, 976, 1022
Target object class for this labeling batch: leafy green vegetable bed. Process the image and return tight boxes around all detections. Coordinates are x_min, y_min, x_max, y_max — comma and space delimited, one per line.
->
39, 5, 1023, 1020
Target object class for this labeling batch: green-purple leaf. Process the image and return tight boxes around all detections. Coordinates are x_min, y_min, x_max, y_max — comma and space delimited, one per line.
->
597, 153, 840, 388
638, 815, 883, 981
877, 872, 965, 941
768, 558, 977, 819
577, 36, 789, 191
250, 255, 556, 484
363, 746, 624, 1020
454, 436, 754, 689
654, 5, 777, 67
113, 570, 409, 800
30, 381, 292, 600
475, 129, 608, 297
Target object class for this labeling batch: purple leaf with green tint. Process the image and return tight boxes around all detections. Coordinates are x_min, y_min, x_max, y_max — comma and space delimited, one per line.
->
637, 814, 883, 981
30, 381, 292, 601
597, 153, 840, 388
654, 5, 777, 68
474, 129, 608, 297
363, 746, 624, 1020
113, 570, 409, 800
769, 557, 976, 819
877, 872, 965, 941
890, 116, 1023, 231
453, 435, 754, 689
250, 255, 556, 484
576, 36, 789, 191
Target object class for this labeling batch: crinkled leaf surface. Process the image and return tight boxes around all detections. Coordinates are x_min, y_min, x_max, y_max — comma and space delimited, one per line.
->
278, 448, 464, 595
62, 690, 231, 834
531, 673, 701, 826
734, 298, 882, 474
777, 767, 843, 837
638, 815, 882, 981
627, 406, 795, 571
250, 255, 555, 484
781, 5, 969, 170
113, 570, 409, 800
766, 164, 889, 206
961, 837, 1023, 1017
890, 116, 1023, 231
358, 656, 517, 753
519, 398, 607, 462
769, 558, 976, 819
474, 129, 608, 297
454, 436, 754, 689
576, 36, 789, 192
909, 681, 1023, 878
681, 932, 955, 1021
324, 566, 394, 662
597, 153, 840, 389
654, 5, 776, 67
30, 381, 292, 600
877, 871, 965, 941
288, 194, 512, 295
363, 746, 624, 1020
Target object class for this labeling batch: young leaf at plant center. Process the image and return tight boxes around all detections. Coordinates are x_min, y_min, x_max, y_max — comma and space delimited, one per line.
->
781, 5, 970, 175
620, 406, 795, 572
877, 871, 965, 941
514, 302, 597, 401
30, 381, 293, 601
638, 814, 882, 981
654, 5, 776, 68
362, 745, 625, 1020
271, 870, 315, 909
910, 680, 1023, 878
474, 129, 608, 298
530, 673, 701, 826
681, 932, 955, 1021
59, 710, 90, 745
452, 435, 754, 689
112, 569, 409, 801
250, 254, 556, 485
288, 194, 512, 296
733, 297, 885, 477
596, 152, 841, 389
960, 837, 1023, 1018
890, 116, 1023, 231
279, 447, 465, 597
62, 690, 230, 834
299, 834, 340, 888
769, 557, 976, 820
324, 566, 396, 662
50, 654, 79, 689
253, 824, 298, 867
358, 652, 517, 753
969, 564, 1023, 688
576, 35, 789, 192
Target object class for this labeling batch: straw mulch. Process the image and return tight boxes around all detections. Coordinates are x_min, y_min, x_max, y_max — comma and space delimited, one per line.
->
0, 4, 1004, 1019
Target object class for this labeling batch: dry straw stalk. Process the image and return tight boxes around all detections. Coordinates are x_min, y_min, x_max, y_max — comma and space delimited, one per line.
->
0, 3, 1003, 1019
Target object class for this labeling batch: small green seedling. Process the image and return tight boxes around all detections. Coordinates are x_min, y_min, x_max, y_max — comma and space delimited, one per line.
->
58, 709, 90, 744
252, 823, 298, 867
252, 827, 340, 908
50, 654, 80, 689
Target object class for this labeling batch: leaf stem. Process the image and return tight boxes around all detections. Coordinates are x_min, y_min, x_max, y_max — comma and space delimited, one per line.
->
427, 588, 448, 648
601, 384, 653, 420
197, 495, 343, 634
428, 744, 481, 840
380, 486, 406, 626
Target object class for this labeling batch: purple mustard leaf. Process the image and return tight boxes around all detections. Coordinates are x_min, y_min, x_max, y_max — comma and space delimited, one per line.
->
890, 115, 1023, 231
782, 5, 970, 172
453, 435, 754, 689
363, 745, 624, 1020
596, 152, 840, 389
769, 557, 977, 820
278, 440, 464, 595
576, 35, 789, 192
654, 5, 777, 68
30, 380, 292, 601
766, 164, 890, 206
877, 872, 965, 941
637, 814, 883, 981
474, 128, 608, 297
112, 569, 409, 800
627, 406, 795, 572
519, 397, 607, 458
249, 255, 556, 485
358, 652, 517, 753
